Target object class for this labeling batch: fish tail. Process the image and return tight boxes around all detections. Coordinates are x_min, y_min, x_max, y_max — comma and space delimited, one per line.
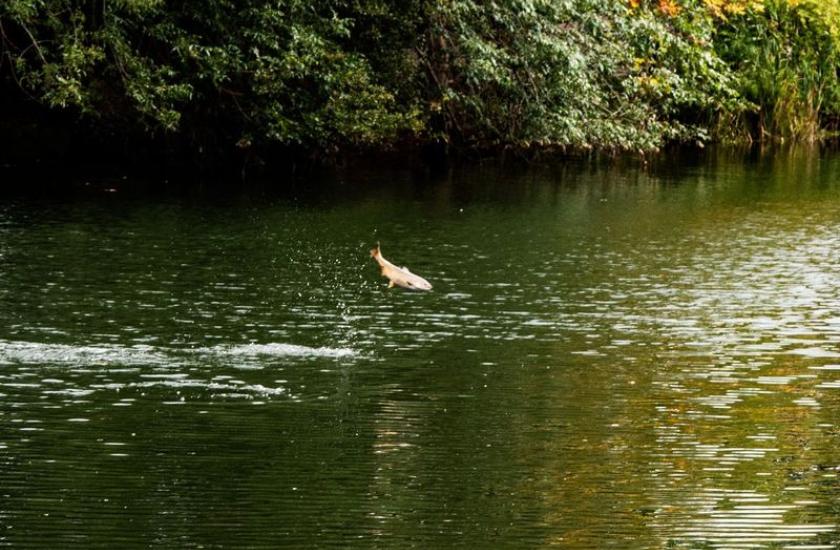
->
370, 242, 381, 258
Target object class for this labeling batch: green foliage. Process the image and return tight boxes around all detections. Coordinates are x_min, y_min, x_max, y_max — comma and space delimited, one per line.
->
712, 0, 840, 142
2, 0, 840, 157
421, 0, 739, 151
1, 0, 420, 150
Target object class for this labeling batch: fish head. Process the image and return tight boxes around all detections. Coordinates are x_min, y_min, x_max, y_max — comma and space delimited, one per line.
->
409, 277, 433, 291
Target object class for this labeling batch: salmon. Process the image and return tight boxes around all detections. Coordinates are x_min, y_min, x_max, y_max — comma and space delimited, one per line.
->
370, 244, 432, 291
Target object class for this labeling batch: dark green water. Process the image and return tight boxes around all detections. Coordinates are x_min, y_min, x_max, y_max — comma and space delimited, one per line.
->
1, 150, 839, 548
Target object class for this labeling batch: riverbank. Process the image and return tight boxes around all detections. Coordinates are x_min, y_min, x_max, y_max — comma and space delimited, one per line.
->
3, 133, 835, 203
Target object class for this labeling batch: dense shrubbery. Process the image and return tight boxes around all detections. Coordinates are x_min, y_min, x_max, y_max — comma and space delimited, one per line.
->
424, 1, 737, 151
0, 0, 424, 153
2, 0, 840, 159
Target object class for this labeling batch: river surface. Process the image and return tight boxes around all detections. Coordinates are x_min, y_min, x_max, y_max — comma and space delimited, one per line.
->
1, 150, 839, 548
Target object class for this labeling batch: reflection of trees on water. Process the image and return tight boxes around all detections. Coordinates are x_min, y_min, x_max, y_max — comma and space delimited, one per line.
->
647, 353, 838, 548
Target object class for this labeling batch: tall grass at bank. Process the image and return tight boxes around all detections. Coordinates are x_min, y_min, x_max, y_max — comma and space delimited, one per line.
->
713, 0, 840, 143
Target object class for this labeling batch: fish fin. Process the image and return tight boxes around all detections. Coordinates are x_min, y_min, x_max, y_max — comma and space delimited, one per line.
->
402, 266, 411, 273
388, 280, 395, 288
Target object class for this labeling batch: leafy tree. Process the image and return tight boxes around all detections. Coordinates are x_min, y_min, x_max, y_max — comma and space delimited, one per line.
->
2, 0, 840, 160
1, 0, 420, 153
419, 0, 739, 151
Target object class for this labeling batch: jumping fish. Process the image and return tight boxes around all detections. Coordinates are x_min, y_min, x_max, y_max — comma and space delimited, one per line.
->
370, 243, 432, 291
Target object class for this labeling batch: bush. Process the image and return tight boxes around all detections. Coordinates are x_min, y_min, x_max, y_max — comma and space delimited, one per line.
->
420, 0, 739, 152
2, 0, 840, 160
0, 0, 421, 154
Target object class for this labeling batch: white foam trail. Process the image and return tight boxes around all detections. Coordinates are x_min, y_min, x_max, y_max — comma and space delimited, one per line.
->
196, 343, 357, 359
0, 341, 169, 366
91, 379, 287, 396
0, 339, 358, 367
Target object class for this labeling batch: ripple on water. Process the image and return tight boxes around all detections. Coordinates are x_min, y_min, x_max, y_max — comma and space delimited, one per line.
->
653, 488, 836, 549
2, 168, 840, 548
90, 379, 288, 397
787, 348, 840, 359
